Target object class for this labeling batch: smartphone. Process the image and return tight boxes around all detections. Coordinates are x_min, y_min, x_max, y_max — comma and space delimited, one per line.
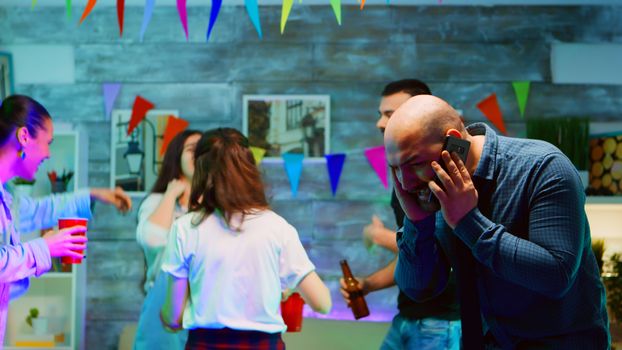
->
416, 136, 471, 213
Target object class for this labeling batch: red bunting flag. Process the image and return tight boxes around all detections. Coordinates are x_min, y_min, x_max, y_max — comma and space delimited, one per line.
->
117, 0, 125, 36
477, 93, 507, 135
127, 96, 155, 136
160, 116, 190, 156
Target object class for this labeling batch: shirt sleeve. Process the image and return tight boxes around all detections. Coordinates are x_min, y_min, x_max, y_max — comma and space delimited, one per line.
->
454, 153, 586, 298
279, 223, 315, 290
15, 189, 92, 233
136, 194, 171, 251
161, 220, 189, 279
0, 237, 51, 283
395, 214, 451, 302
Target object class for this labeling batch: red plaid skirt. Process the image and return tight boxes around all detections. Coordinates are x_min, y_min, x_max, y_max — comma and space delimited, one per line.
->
185, 327, 285, 350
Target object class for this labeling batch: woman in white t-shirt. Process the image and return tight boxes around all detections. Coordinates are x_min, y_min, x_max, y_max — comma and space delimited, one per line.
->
134, 129, 202, 350
160, 128, 331, 350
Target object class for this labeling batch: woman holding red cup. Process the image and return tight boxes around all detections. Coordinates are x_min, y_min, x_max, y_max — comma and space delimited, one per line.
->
0, 95, 132, 344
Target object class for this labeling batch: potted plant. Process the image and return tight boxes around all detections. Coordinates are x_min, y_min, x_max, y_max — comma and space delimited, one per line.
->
12, 177, 36, 197
526, 117, 590, 187
26, 307, 48, 335
604, 253, 622, 348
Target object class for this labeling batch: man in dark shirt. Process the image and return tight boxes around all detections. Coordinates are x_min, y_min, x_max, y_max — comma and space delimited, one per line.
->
386, 94, 609, 349
340, 80, 460, 350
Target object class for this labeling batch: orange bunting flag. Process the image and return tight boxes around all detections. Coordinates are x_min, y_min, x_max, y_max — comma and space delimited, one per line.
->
79, 0, 98, 25
477, 93, 507, 135
127, 96, 155, 136
360, 0, 365, 10
160, 116, 190, 156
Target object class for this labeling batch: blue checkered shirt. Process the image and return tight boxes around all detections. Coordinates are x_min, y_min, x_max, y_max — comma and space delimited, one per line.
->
395, 123, 610, 349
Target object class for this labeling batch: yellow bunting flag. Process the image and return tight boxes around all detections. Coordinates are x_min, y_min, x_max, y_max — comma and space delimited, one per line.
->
250, 146, 267, 165
281, 0, 294, 34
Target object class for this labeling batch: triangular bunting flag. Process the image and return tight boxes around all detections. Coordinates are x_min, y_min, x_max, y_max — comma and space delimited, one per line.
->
160, 116, 190, 156
207, 0, 223, 41
140, 0, 156, 42
250, 146, 267, 165
117, 0, 125, 36
79, 0, 98, 25
325, 153, 346, 196
512, 81, 530, 119
65, 0, 72, 18
103, 83, 122, 121
280, 0, 294, 34
244, 0, 263, 39
477, 93, 507, 135
329, 0, 342, 25
282, 153, 304, 197
31, 0, 37, 10
360, 0, 365, 10
176, 0, 189, 41
364, 146, 388, 189
127, 96, 155, 136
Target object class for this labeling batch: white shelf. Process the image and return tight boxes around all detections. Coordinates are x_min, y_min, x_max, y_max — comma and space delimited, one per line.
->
39, 273, 73, 280
5, 347, 71, 350
586, 196, 622, 204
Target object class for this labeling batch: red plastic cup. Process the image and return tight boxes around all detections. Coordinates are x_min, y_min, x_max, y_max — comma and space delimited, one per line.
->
59, 217, 88, 264
281, 292, 305, 332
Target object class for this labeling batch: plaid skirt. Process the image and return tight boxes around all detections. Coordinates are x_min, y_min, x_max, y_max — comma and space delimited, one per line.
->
185, 327, 285, 350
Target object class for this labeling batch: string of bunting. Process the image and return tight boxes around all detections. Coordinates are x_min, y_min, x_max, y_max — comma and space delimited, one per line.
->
33, 0, 452, 41
102, 81, 531, 197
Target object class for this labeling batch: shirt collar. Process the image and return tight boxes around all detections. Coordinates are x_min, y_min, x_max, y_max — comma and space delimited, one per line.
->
467, 122, 498, 181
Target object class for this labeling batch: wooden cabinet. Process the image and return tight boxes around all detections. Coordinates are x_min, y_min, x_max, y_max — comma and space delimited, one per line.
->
4, 124, 88, 350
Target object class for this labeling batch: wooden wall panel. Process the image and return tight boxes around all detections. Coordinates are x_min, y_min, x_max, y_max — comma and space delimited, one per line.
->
1, 4, 621, 349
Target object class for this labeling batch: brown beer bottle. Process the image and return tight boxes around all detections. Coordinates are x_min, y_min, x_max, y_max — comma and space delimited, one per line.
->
340, 259, 370, 320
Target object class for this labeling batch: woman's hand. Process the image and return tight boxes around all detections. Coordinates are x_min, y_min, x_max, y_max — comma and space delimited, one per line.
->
90, 187, 132, 213
165, 178, 190, 200
43, 225, 88, 258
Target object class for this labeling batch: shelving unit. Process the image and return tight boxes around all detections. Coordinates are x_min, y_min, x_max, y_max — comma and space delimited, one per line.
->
5, 124, 88, 350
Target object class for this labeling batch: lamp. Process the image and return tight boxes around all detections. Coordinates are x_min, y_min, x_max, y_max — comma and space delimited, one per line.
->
301, 113, 316, 140
124, 140, 144, 175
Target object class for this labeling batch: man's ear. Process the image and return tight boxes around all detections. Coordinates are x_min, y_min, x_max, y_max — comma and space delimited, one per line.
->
15, 127, 29, 146
446, 128, 462, 139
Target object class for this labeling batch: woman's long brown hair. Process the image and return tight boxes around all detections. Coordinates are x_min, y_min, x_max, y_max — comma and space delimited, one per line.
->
189, 128, 269, 229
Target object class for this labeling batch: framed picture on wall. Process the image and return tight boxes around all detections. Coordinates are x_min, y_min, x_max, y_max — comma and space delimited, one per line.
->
110, 109, 178, 195
0, 52, 15, 101
243, 95, 330, 159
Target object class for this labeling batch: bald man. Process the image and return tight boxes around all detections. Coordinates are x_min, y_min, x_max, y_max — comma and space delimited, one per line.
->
385, 95, 609, 349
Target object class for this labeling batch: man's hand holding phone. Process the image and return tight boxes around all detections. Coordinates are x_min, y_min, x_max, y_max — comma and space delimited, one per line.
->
429, 149, 478, 228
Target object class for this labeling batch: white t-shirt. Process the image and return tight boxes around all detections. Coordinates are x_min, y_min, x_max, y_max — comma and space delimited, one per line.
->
161, 209, 315, 333
136, 193, 187, 292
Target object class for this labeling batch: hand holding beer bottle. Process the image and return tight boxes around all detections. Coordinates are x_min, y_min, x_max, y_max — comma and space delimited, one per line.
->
339, 259, 370, 320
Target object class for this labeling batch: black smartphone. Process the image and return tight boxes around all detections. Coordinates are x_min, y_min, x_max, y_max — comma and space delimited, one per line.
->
416, 136, 471, 213
441, 135, 470, 168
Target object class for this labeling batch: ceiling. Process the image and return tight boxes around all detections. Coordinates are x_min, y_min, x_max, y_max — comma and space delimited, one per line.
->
2, 0, 621, 6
